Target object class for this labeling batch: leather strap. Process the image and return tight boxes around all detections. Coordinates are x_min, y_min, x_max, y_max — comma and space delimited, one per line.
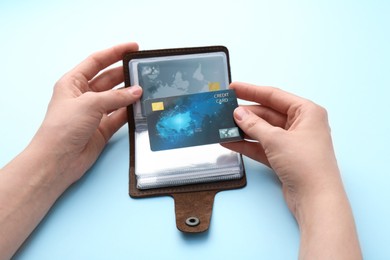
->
172, 191, 217, 233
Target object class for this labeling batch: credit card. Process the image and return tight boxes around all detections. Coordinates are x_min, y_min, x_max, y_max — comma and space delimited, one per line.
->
144, 89, 243, 151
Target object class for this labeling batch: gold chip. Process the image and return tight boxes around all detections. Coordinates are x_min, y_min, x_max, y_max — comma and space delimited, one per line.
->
208, 82, 221, 91
151, 102, 164, 111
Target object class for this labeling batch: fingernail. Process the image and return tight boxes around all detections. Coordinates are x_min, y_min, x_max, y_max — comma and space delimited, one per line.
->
128, 85, 142, 96
234, 107, 249, 121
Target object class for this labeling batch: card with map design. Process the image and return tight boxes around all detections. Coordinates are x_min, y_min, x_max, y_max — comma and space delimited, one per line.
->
127, 51, 229, 119
144, 89, 243, 151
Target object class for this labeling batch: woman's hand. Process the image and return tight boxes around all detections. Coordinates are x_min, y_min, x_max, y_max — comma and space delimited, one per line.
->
223, 82, 362, 259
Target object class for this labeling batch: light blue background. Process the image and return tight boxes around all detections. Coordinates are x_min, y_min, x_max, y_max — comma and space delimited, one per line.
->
1, 0, 389, 259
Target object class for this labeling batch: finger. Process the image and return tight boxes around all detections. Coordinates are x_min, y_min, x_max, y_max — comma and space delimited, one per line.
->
233, 106, 277, 143
71, 42, 138, 81
243, 104, 287, 128
222, 141, 270, 167
82, 85, 142, 114
98, 107, 128, 142
89, 66, 124, 92
230, 82, 306, 114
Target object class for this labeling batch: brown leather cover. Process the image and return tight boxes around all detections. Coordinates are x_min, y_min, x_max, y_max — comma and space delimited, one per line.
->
123, 46, 246, 233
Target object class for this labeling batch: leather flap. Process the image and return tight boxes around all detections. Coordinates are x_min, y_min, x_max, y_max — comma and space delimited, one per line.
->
172, 190, 217, 233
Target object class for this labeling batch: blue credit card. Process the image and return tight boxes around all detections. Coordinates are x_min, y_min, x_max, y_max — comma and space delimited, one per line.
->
144, 89, 243, 151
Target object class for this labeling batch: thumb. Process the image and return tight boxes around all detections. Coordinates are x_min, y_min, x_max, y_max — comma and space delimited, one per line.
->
233, 106, 273, 142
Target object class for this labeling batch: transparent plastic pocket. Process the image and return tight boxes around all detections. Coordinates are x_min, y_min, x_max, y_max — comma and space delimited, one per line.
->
135, 130, 244, 189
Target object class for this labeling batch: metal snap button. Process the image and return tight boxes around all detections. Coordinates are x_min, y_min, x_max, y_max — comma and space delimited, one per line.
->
185, 216, 200, 227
